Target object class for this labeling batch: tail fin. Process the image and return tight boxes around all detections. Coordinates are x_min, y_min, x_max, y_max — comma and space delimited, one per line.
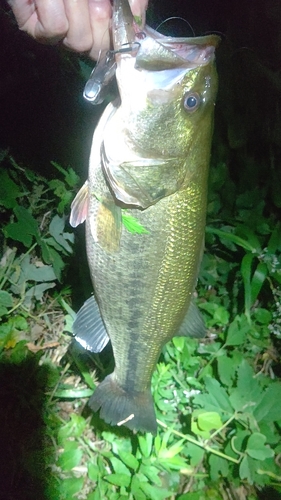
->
89, 372, 157, 435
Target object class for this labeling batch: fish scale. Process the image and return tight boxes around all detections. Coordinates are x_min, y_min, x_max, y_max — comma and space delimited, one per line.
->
70, 0, 219, 433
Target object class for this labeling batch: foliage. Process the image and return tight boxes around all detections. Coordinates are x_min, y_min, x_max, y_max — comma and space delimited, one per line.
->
0, 152, 280, 500
0, 153, 75, 352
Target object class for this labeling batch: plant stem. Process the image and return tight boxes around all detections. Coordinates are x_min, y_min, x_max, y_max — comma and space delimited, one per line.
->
208, 413, 237, 441
157, 419, 240, 464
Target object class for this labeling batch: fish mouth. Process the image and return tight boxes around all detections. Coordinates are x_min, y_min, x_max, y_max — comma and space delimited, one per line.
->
112, 0, 220, 69
83, 1, 219, 105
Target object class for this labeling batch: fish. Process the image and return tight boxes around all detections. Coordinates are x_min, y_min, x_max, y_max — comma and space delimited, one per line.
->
69, 0, 219, 435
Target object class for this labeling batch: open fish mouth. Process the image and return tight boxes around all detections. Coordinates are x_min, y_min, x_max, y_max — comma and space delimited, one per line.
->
112, 0, 219, 68
84, 0, 219, 105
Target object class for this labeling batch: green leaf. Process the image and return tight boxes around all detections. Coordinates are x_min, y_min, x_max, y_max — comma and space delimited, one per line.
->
4, 340, 28, 362
239, 456, 254, 484
0, 171, 23, 208
0, 291, 13, 308
177, 494, 204, 500
121, 212, 149, 234
192, 411, 222, 438
0, 306, 9, 317
250, 261, 268, 305
58, 414, 87, 441
54, 388, 93, 398
130, 476, 147, 500
140, 482, 172, 499
88, 462, 99, 482
254, 382, 281, 422
131, 488, 146, 500
58, 192, 73, 213
185, 443, 205, 466
5, 206, 39, 246
58, 447, 83, 471
197, 411, 223, 432
258, 421, 280, 445
118, 450, 139, 471
70, 348, 96, 390
205, 226, 256, 252
241, 253, 255, 316
25, 282, 56, 303
65, 168, 80, 188
139, 463, 162, 486
158, 439, 185, 459
62, 440, 80, 452
110, 457, 130, 475
49, 178, 68, 201
236, 225, 262, 253
105, 473, 131, 488
22, 262, 57, 282
60, 477, 84, 498
267, 222, 281, 253
10, 315, 28, 331
241, 254, 268, 317
102, 432, 116, 444
51, 161, 80, 187
49, 215, 74, 253
217, 355, 236, 386
41, 243, 65, 281
246, 433, 274, 460
213, 305, 230, 325
198, 302, 229, 327
253, 308, 272, 324
193, 377, 233, 417
157, 454, 190, 471
87, 493, 100, 500
209, 455, 229, 481
225, 316, 250, 346
229, 360, 263, 412
138, 434, 153, 458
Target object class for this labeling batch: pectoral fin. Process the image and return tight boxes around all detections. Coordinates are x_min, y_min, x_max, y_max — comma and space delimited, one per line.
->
69, 181, 89, 227
101, 142, 185, 208
177, 301, 206, 339
73, 295, 109, 352
91, 196, 122, 253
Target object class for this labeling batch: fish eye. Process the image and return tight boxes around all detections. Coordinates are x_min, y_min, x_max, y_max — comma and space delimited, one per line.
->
183, 92, 201, 112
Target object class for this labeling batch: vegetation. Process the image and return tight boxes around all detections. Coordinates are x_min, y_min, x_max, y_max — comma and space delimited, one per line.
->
0, 146, 280, 499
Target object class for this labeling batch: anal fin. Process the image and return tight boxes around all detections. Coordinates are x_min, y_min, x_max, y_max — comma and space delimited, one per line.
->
73, 295, 109, 352
177, 301, 206, 339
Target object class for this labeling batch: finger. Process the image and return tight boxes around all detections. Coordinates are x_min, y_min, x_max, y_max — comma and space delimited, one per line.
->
62, 0, 93, 52
8, 0, 36, 29
33, 0, 69, 42
129, 0, 148, 26
10, 0, 69, 42
88, 0, 112, 60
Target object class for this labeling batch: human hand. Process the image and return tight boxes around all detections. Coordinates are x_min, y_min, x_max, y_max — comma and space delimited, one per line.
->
8, 0, 148, 60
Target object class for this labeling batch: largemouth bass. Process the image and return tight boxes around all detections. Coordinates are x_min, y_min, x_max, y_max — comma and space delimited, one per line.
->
70, 0, 219, 434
